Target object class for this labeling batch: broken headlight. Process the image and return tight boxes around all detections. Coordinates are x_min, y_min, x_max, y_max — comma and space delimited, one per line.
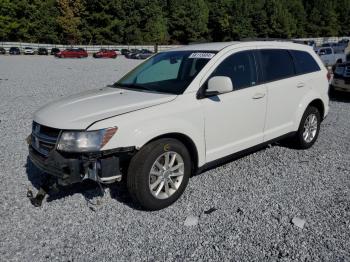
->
57, 127, 118, 152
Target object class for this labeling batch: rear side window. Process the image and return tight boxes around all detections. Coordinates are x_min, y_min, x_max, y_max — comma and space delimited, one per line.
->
290, 50, 320, 74
211, 51, 257, 90
259, 49, 295, 82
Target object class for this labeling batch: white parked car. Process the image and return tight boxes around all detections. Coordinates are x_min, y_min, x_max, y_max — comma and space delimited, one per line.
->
29, 41, 329, 210
23, 47, 35, 55
316, 47, 346, 66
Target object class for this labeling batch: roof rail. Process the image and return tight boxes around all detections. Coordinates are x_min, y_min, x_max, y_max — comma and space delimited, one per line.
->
240, 38, 293, 42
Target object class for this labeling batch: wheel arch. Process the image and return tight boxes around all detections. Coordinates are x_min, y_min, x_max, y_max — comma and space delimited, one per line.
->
308, 98, 325, 120
146, 133, 199, 175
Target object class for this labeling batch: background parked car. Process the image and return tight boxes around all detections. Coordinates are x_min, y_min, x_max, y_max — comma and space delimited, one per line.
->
55, 48, 88, 58
293, 40, 316, 50
134, 49, 153, 59
321, 42, 346, 53
23, 47, 35, 55
125, 49, 140, 59
330, 62, 350, 93
9, 47, 20, 55
93, 49, 117, 59
37, 48, 48, 55
337, 39, 349, 50
113, 49, 121, 55
316, 47, 346, 66
0, 47, 5, 54
121, 49, 130, 56
50, 48, 60, 56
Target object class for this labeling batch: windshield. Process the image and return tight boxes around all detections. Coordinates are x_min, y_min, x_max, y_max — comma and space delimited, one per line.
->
115, 51, 216, 95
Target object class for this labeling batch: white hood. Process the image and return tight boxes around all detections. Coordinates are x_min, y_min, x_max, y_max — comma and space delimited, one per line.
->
34, 87, 177, 130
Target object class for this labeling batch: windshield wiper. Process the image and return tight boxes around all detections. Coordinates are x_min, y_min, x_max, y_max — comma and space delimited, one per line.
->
113, 83, 154, 92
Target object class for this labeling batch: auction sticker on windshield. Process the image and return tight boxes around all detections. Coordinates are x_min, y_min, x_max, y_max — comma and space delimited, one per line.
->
188, 53, 215, 59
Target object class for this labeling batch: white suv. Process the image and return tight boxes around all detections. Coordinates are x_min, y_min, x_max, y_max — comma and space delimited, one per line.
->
29, 41, 329, 210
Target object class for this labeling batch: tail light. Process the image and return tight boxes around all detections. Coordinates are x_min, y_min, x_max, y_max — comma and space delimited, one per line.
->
327, 71, 331, 82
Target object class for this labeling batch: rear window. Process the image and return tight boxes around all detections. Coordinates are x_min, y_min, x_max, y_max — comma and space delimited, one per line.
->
290, 50, 320, 75
259, 49, 295, 82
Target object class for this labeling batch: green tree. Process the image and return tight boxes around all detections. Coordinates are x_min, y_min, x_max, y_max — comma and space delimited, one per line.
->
207, 0, 231, 41
81, 0, 124, 44
0, 0, 348, 44
0, 0, 18, 41
57, 0, 85, 44
227, 0, 256, 40
139, 1, 168, 44
336, 0, 350, 36
168, 0, 209, 44
251, 1, 270, 38
285, 0, 307, 37
265, 0, 296, 38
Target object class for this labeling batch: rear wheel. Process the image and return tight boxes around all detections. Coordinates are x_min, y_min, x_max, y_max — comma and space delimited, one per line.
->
293, 106, 321, 149
127, 138, 191, 210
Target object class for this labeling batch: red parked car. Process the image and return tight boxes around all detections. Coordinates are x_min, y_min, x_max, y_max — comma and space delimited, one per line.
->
55, 48, 88, 58
93, 49, 117, 59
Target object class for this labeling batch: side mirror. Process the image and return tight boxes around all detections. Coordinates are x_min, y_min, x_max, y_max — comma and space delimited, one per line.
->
206, 76, 233, 97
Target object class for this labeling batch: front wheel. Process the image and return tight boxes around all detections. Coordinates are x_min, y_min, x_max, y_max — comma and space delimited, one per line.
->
127, 138, 191, 210
293, 106, 321, 149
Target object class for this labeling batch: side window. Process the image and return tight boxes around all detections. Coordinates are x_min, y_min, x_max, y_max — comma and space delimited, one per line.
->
259, 49, 295, 82
211, 51, 257, 90
290, 50, 321, 75
326, 48, 332, 55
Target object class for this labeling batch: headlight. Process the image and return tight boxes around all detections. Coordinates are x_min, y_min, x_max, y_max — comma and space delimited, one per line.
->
57, 127, 118, 152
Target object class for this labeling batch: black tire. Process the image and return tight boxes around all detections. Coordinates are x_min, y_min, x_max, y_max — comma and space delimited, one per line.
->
293, 106, 321, 149
127, 138, 191, 210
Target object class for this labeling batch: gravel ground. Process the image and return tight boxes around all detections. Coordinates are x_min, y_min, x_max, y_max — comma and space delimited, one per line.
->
0, 55, 350, 261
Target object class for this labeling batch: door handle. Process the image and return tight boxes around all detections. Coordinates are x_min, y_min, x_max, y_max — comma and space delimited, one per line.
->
252, 93, 266, 99
297, 83, 305, 88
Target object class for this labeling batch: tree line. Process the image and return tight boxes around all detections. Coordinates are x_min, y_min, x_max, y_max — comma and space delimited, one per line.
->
0, 0, 349, 45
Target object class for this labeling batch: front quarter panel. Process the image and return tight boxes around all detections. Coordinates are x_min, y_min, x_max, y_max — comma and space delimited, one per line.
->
88, 93, 206, 166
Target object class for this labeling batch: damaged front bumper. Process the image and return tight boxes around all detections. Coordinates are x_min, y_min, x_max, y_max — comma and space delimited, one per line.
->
28, 142, 136, 186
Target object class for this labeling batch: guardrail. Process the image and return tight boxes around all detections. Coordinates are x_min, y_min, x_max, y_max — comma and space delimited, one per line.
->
0, 42, 181, 53
293, 36, 350, 46
1, 37, 349, 53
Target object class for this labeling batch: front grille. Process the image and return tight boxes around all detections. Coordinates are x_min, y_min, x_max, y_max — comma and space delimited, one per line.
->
31, 122, 60, 157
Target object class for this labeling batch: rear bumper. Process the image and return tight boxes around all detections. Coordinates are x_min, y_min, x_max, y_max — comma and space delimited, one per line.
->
28, 145, 135, 186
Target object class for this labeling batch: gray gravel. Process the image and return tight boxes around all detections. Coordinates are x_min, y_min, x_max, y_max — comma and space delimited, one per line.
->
1, 55, 350, 261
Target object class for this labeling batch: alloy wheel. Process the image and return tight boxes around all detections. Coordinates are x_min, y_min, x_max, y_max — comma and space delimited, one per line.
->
149, 151, 185, 200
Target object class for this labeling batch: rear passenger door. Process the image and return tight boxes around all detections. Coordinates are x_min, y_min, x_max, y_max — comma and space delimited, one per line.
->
258, 48, 318, 141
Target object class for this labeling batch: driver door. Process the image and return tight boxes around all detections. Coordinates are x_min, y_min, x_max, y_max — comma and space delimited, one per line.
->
199, 50, 267, 162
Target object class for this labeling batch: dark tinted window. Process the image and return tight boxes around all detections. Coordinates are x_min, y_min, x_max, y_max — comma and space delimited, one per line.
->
211, 51, 257, 90
259, 49, 295, 82
290, 50, 320, 74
